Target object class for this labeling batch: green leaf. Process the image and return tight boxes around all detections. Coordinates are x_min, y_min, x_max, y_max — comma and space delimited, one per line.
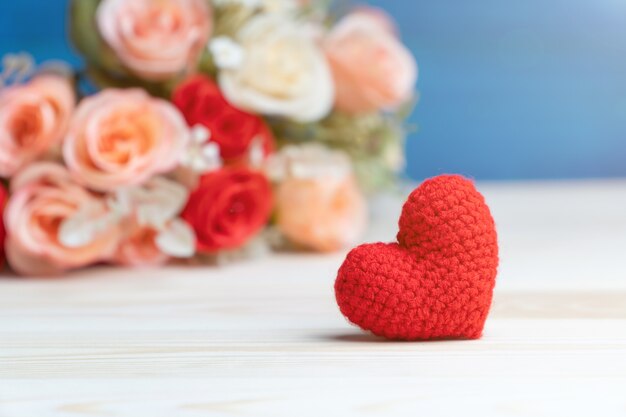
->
68, 0, 127, 75
84, 66, 179, 99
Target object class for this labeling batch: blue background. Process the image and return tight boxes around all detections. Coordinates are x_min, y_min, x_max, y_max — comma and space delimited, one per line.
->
2, 0, 626, 180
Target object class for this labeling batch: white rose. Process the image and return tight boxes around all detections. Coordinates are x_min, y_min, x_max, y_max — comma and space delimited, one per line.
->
216, 14, 334, 122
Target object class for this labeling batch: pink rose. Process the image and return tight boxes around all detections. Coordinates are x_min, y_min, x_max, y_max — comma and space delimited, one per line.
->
325, 7, 417, 114
97, 0, 213, 80
63, 89, 190, 192
4, 163, 121, 276
0, 74, 75, 177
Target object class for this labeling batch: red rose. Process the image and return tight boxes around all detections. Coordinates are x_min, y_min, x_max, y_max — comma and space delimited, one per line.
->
173, 75, 225, 126
172, 75, 274, 163
182, 167, 273, 253
0, 183, 7, 267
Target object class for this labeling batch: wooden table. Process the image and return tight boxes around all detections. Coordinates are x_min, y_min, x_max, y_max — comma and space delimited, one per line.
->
2, 180, 626, 417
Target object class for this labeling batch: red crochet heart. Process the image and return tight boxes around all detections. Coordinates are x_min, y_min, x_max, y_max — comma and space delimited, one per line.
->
335, 175, 499, 340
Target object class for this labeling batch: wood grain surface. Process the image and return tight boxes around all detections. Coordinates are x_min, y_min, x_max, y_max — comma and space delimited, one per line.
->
2, 180, 626, 417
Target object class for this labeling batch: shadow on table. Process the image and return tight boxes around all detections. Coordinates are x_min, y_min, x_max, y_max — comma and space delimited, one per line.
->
323, 332, 390, 343
321, 332, 479, 344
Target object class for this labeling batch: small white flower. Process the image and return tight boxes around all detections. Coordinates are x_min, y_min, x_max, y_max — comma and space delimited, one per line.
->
192, 124, 211, 143
155, 219, 196, 258
181, 125, 223, 173
265, 144, 352, 181
59, 177, 195, 258
248, 135, 266, 168
121, 177, 189, 230
383, 142, 406, 172
106, 192, 133, 219
115, 177, 197, 259
58, 202, 121, 248
0, 52, 35, 87
209, 36, 246, 70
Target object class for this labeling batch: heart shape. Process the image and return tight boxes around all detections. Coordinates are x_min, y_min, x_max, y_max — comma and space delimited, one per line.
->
335, 175, 499, 340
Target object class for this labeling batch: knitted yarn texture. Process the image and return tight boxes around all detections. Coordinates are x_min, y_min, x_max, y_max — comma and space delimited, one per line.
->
335, 175, 499, 340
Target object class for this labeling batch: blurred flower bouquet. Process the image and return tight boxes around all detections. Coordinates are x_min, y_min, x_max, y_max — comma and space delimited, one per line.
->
0, 0, 417, 276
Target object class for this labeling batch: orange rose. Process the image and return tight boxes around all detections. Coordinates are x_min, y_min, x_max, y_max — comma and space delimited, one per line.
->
0, 74, 75, 177
97, 0, 213, 80
276, 177, 367, 252
4, 163, 121, 276
268, 145, 367, 252
325, 7, 417, 114
63, 89, 189, 191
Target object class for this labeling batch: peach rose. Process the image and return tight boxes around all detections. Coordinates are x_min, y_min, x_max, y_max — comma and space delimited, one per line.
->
267, 144, 367, 252
0, 74, 75, 177
63, 89, 190, 192
0, 183, 6, 268
114, 224, 169, 267
96, 0, 212, 80
4, 163, 121, 276
325, 7, 417, 114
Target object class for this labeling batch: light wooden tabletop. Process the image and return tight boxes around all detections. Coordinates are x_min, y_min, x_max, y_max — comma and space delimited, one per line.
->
2, 180, 626, 417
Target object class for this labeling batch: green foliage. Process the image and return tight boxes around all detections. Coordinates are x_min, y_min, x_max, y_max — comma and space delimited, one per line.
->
268, 106, 415, 193
69, 0, 125, 76
213, 3, 257, 37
